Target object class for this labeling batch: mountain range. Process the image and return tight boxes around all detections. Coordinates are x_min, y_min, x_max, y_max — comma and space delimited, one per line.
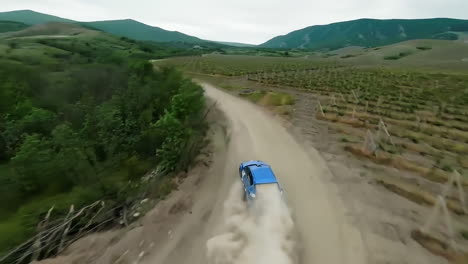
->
0, 10, 203, 43
1, 10, 468, 49
260, 18, 468, 50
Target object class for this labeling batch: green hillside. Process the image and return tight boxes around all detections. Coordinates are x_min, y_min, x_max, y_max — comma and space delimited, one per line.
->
261, 18, 468, 50
214, 41, 256, 47
9, 22, 97, 38
0, 10, 204, 43
82, 19, 203, 43
0, 22, 209, 258
0, 21, 29, 33
0, 9, 72, 25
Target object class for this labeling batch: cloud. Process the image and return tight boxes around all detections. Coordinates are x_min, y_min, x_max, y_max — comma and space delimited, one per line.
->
1, 0, 467, 44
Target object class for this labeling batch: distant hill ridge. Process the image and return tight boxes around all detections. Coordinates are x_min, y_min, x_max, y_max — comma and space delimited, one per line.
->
0, 9, 73, 25
0, 10, 203, 43
260, 18, 468, 50
10, 22, 95, 38
0, 20, 29, 33
83, 19, 203, 43
2, 10, 468, 49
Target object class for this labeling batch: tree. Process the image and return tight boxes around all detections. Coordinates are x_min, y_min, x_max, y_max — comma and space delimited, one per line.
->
11, 134, 55, 194
130, 61, 154, 81
153, 111, 189, 172
0, 134, 7, 161
21, 108, 57, 135
8, 42, 17, 49
1, 106, 55, 158
169, 81, 205, 122
51, 124, 94, 185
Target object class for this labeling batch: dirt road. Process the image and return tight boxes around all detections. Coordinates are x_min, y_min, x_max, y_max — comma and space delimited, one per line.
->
141, 83, 368, 264
37, 82, 368, 264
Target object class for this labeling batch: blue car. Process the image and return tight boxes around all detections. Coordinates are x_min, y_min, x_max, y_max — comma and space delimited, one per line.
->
238, 160, 283, 201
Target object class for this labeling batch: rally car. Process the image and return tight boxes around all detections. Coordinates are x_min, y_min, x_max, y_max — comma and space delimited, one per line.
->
238, 160, 283, 201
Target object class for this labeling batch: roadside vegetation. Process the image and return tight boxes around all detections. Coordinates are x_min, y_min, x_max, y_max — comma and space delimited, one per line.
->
0, 28, 207, 258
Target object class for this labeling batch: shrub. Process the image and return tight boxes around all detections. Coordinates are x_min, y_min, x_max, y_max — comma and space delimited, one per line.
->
416, 46, 432, 51
7, 42, 17, 49
441, 164, 452, 172
384, 51, 412, 60
341, 54, 356, 59
462, 230, 468, 240
384, 55, 400, 60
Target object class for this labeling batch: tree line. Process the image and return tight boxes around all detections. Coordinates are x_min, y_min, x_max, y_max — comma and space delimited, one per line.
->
0, 44, 205, 254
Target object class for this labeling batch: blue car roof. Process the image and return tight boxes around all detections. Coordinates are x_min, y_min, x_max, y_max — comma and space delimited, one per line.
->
241, 160, 268, 167
243, 161, 278, 185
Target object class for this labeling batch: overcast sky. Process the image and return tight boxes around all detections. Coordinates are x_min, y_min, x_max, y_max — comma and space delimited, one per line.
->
1, 0, 468, 44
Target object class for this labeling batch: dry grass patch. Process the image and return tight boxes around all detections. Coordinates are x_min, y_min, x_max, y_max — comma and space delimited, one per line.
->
374, 174, 466, 215
344, 145, 468, 186
412, 230, 468, 263
316, 113, 372, 129
273, 105, 293, 116
258, 91, 295, 106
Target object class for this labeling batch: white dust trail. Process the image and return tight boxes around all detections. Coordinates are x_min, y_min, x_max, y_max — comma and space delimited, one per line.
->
206, 181, 298, 264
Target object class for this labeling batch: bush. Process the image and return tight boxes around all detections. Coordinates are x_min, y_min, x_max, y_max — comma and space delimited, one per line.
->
461, 230, 468, 240
242, 91, 265, 102
384, 51, 412, 60
154, 112, 189, 172
384, 55, 400, 60
0, 216, 27, 255
416, 46, 432, 51
340, 54, 356, 59
7, 42, 17, 49
125, 155, 152, 180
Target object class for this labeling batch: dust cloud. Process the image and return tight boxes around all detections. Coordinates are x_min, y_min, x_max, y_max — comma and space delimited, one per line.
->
206, 181, 298, 264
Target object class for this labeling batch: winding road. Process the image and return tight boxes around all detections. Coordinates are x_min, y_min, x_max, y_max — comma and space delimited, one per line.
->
142, 82, 368, 264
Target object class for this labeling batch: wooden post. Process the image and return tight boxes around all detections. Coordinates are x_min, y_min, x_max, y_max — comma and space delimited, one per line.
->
19, 206, 54, 263
362, 130, 377, 153
122, 206, 129, 227
442, 171, 467, 214
421, 196, 457, 250
454, 171, 467, 214
331, 95, 337, 106
58, 205, 74, 253
317, 101, 325, 117
375, 118, 393, 146
377, 96, 383, 108
77, 201, 105, 237
352, 90, 359, 103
